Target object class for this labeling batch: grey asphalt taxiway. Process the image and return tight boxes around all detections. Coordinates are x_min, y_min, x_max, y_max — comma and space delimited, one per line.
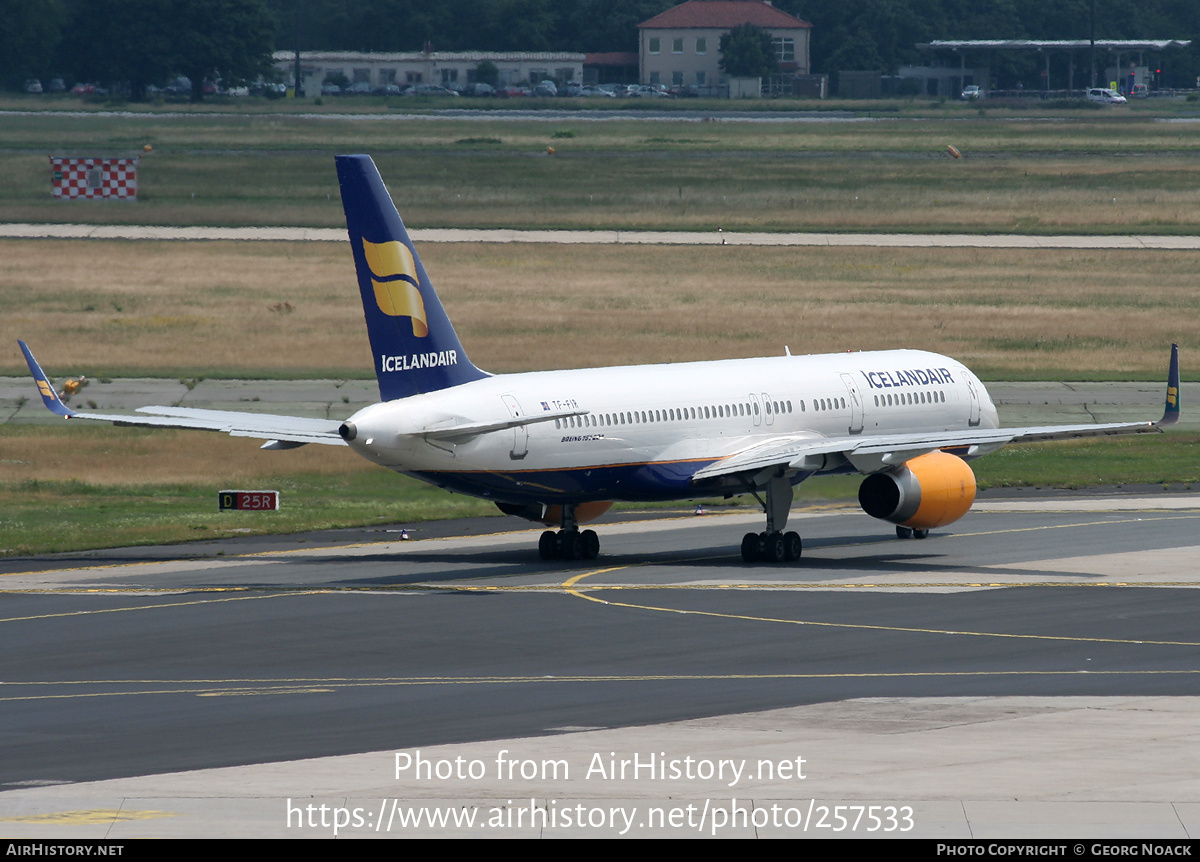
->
2, 493, 1200, 838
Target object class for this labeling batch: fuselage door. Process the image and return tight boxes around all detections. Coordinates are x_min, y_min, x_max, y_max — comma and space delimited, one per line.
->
965, 377, 982, 427
839, 372, 865, 435
749, 393, 762, 427
500, 394, 528, 459
760, 392, 774, 426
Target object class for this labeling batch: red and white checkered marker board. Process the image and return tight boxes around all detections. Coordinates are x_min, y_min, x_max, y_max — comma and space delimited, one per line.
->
50, 157, 138, 200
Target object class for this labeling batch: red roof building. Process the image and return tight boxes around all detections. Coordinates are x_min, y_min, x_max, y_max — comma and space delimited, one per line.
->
638, 1, 811, 94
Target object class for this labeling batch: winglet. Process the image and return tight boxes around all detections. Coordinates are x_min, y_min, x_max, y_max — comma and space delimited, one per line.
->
17, 340, 74, 417
1158, 342, 1180, 426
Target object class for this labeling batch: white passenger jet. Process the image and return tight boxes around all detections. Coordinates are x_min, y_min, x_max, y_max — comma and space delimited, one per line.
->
19, 155, 1181, 563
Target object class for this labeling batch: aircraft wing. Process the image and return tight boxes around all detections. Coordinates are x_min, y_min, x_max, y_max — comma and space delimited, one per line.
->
690, 421, 1160, 482
18, 341, 346, 447
693, 343, 1179, 482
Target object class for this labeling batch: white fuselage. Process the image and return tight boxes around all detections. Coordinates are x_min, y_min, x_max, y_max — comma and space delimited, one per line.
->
343, 349, 999, 506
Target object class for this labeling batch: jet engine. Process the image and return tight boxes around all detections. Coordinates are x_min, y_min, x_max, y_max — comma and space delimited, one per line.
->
495, 500, 613, 526
857, 451, 976, 529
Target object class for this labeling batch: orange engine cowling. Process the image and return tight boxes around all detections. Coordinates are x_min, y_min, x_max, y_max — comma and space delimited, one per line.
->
857, 451, 976, 530
494, 500, 613, 527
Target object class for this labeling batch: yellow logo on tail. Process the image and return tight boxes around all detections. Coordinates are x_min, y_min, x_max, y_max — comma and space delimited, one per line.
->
362, 239, 428, 337
1168, 386, 1178, 407
36, 379, 56, 399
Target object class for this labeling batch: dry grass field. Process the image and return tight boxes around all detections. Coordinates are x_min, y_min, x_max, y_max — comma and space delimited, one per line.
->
3, 239, 1195, 380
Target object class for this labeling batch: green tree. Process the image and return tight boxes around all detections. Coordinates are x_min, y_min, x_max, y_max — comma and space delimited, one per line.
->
58, 0, 272, 100
171, 0, 274, 100
564, 0, 674, 52
0, 0, 66, 89
719, 23, 778, 79
59, 0, 175, 100
473, 60, 499, 86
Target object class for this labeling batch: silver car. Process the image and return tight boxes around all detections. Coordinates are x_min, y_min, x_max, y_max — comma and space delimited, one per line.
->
1087, 88, 1127, 104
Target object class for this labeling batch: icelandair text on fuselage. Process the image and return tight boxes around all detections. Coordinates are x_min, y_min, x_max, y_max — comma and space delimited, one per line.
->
862, 367, 955, 389
380, 350, 458, 373
395, 749, 806, 788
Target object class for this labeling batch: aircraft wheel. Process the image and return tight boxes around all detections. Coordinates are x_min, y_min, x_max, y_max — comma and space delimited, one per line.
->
538, 530, 558, 560
913, 528, 930, 540
784, 531, 803, 562
896, 526, 914, 540
764, 531, 787, 564
741, 532, 760, 563
580, 529, 600, 560
557, 529, 580, 560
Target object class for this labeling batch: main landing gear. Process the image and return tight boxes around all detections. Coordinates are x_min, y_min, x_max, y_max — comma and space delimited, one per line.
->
539, 528, 600, 560
740, 472, 803, 564
741, 529, 803, 563
895, 526, 930, 540
536, 504, 600, 561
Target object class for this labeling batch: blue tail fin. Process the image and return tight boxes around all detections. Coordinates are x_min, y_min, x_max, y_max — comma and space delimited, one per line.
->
1159, 342, 1180, 426
336, 155, 487, 401
18, 340, 74, 417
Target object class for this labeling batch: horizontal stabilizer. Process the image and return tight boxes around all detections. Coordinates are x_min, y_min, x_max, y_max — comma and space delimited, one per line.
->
17, 341, 346, 446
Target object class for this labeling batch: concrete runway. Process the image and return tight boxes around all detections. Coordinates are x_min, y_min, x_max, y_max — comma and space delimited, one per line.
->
2, 495, 1200, 838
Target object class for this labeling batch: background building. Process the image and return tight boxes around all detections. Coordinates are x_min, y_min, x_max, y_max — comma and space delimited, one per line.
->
275, 50, 585, 93
638, 0, 811, 94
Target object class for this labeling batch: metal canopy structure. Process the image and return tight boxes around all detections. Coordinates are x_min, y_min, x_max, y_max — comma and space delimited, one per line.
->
919, 40, 1190, 51
917, 39, 1192, 92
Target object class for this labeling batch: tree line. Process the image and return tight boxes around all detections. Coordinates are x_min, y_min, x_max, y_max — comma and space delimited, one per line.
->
4, 0, 1199, 95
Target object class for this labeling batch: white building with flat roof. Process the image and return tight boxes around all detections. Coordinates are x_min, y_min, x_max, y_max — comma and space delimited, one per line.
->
273, 50, 585, 93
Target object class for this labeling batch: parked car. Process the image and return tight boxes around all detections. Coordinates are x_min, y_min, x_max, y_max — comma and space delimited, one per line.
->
461, 82, 495, 97
347, 81, 373, 95
961, 84, 983, 100
533, 80, 558, 97
407, 84, 458, 97
24, 79, 42, 94
1087, 87, 1127, 104
630, 84, 669, 98
163, 77, 191, 97
1129, 83, 1149, 98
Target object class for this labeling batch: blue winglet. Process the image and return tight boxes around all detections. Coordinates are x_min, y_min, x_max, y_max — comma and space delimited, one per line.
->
1159, 342, 1180, 427
17, 340, 75, 417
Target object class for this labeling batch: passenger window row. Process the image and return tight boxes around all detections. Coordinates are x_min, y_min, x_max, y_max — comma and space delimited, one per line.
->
554, 398, 815, 429
873, 390, 945, 407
